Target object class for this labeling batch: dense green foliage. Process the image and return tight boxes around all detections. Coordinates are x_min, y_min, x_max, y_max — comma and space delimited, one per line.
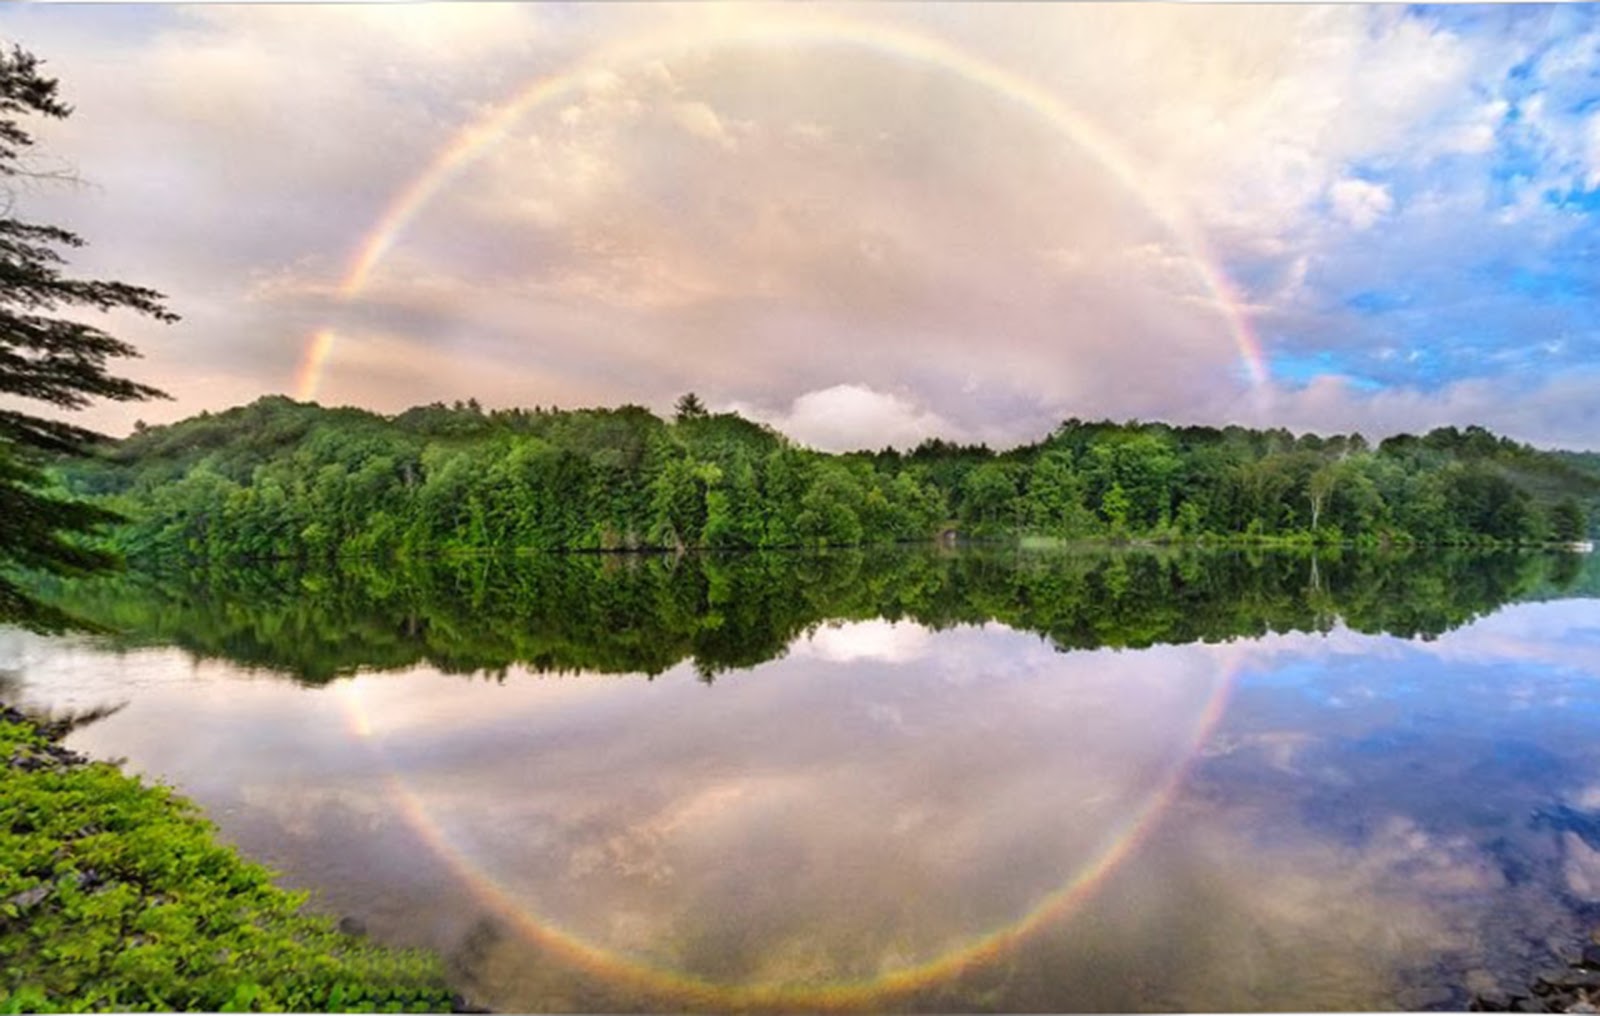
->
28, 547, 1590, 684
54, 398, 1599, 564
0, 46, 174, 632
0, 713, 452, 1013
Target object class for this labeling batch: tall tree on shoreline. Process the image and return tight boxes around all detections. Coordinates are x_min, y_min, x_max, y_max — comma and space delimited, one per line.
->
0, 44, 174, 629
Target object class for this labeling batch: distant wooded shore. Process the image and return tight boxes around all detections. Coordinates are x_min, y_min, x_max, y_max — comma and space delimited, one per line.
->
49, 396, 1598, 567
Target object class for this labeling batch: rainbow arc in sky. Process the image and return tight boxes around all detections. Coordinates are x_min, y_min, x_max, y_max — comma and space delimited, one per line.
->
307, 32, 1261, 994
292, 10, 1269, 404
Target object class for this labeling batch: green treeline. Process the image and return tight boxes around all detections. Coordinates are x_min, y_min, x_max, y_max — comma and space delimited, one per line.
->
53, 396, 1599, 563
31, 547, 1590, 683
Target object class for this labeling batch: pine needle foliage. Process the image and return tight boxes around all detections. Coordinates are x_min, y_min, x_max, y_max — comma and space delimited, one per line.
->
0, 45, 174, 630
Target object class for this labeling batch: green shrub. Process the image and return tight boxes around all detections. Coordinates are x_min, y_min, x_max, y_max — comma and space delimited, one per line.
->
0, 717, 454, 1013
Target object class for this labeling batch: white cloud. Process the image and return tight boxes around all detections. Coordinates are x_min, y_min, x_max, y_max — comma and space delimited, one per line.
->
734, 385, 954, 453
669, 100, 735, 149
11, 5, 1600, 450
1329, 178, 1395, 231
1440, 99, 1508, 156
1260, 369, 1600, 449
1585, 112, 1600, 191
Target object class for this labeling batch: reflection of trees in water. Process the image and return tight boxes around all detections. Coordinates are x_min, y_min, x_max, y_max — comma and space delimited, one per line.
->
35, 700, 129, 736
21, 547, 1589, 684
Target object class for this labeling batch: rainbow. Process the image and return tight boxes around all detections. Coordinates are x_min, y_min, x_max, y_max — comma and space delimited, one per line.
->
291, 10, 1270, 403
305, 21, 1266, 998
332, 638, 1247, 1009
292, 329, 337, 404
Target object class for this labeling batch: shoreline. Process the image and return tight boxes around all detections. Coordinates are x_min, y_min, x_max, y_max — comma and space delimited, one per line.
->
113, 530, 1594, 570
1473, 948, 1600, 1013
0, 702, 479, 1013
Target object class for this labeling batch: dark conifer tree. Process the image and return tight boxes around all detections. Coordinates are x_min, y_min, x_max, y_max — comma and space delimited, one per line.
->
673, 391, 708, 422
0, 45, 174, 628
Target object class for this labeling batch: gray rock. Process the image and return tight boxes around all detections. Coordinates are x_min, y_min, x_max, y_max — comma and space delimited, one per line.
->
337, 916, 367, 938
1540, 971, 1600, 992
6, 884, 52, 911
1399, 984, 1456, 1009
1470, 970, 1506, 996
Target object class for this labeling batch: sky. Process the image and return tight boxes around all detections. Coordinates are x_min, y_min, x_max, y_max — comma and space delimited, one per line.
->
3, 2, 1600, 451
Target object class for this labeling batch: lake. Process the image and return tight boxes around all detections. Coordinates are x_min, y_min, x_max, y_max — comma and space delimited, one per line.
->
5, 547, 1600, 1011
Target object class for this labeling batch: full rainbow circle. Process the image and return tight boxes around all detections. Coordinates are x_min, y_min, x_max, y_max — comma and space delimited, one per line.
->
305, 17, 1260, 1002
292, 11, 1269, 402
332, 634, 1248, 1010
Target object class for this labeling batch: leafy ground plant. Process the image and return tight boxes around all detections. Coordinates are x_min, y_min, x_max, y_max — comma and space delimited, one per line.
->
0, 709, 456, 1013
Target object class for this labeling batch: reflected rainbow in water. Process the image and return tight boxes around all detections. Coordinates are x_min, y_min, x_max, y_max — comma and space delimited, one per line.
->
330, 623, 1246, 1009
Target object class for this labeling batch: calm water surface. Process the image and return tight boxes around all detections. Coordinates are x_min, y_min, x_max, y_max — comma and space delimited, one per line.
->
5, 549, 1600, 1011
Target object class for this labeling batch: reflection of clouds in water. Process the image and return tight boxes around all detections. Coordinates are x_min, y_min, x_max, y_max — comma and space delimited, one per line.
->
1170, 599, 1600, 1006
1131, 811, 1475, 1010
1232, 623, 1408, 667
1230, 600, 1600, 680
233, 782, 394, 840
1563, 833, 1600, 903
912, 789, 1495, 1010
1404, 599, 1600, 676
1358, 816, 1507, 897
337, 667, 626, 740
25, 598, 1600, 1009
1, 633, 214, 713
1216, 601, 1600, 688
1200, 729, 1317, 775
567, 775, 807, 888
371, 622, 1229, 984
1205, 603, 1600, 817
793, 618, 932, 664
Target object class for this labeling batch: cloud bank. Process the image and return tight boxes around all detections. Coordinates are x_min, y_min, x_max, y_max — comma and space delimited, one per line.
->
3, 4, 1598, 449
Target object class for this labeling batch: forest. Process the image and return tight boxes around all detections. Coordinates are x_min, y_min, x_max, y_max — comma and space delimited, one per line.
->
41, 394, 1600, 566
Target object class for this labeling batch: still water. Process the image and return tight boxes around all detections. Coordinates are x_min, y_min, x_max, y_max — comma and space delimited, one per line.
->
5, 549, 1600, 1011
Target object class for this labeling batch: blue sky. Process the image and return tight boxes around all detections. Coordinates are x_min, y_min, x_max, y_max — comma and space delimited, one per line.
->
1268, 5, 1599, 393
3, 3, 1599, 450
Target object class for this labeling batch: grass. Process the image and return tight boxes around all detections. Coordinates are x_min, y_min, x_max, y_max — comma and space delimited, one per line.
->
0, 709, 457, 1013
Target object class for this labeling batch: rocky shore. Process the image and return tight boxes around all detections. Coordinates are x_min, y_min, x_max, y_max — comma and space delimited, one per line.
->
2, 704, 89, 769
1471, 941, 1600, 1013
